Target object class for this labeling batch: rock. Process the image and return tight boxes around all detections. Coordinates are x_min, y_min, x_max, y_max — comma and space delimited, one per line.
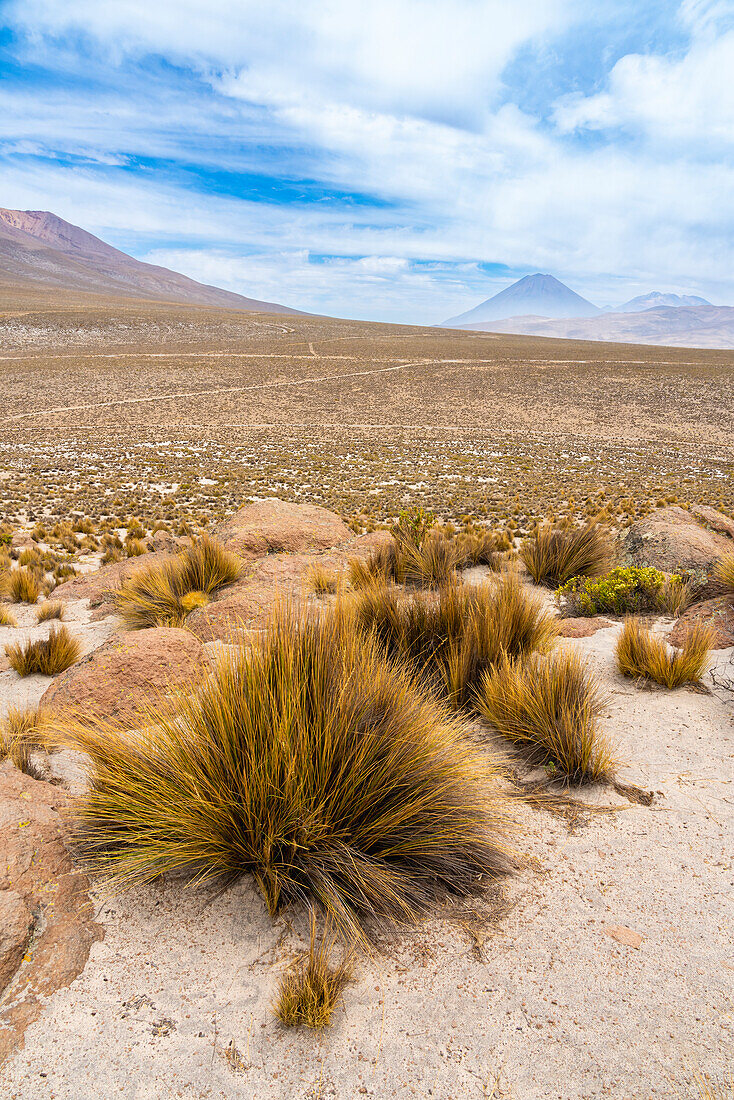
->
51, 551, 177, 619
623, 506, 733, 580
688, 504, 734, 541
147, 530, 191, 554
0, 761, 100, 1061
0, 890, 33, 993
604, 925, 642, 949
212, 499, 352, 557
40, 627, 209, 719
557, 617, 614, 638
669, 595, 734, 650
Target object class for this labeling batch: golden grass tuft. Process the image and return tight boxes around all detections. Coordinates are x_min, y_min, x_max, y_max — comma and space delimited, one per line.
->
51, 604, 514, 940
476, 649, 615, 783
0, 706, 51, 776
9, 568, 41, 604
713, 550, 734, 594
0, 604, 17, 627
5, 624, 82, 677
36, 600, 65, 623
520, 523, 613, 587
274, 913, 352, 1029
615, 616, 714, 688
115, 536, 242, 628
308, 564, 338, 595
657, 576, 696, 616
351, 573, 557, 710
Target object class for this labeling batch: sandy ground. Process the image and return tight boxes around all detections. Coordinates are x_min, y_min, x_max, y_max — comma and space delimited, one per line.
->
0, 615, 732, 1100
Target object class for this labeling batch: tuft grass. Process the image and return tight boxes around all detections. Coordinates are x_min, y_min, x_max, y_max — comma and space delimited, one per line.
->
0, 706, 51, 777
0, 604, 17, 627
274, 913, 352, 1029
351, 573, 557, 710
713, 550, 734, 594
657, 575, 695, 616
5, 624, 82, 677
308, 564, 338, 595
520, 524, 613, 587
52, 604, 513, 940
9, 568, 41, 604
115, 536, 242, 628
476, 649, 615, 783
36, 600, 65, 623
125, 538, 147, 557
615, 617, 714, 688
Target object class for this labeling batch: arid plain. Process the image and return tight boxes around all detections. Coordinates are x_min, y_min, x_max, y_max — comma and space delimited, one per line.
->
1, 287, 732, 534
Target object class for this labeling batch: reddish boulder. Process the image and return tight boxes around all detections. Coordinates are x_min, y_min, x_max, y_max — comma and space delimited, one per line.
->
40, 626, 208, 718
669, 595, 734, 650
0, 761, 100, 1061
557, 617, 614, 638
212, 499, 351, 557
623, 505, 733, 580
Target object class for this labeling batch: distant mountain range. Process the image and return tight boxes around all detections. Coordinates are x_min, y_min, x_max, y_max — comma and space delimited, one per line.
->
0, 208, 303, 314
441, 274, 732, 349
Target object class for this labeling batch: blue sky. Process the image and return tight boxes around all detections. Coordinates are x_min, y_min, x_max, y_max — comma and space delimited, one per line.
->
1, 0, 733, 322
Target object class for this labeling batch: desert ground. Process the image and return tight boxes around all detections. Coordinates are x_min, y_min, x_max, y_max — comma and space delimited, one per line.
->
0, 290, 733, 1100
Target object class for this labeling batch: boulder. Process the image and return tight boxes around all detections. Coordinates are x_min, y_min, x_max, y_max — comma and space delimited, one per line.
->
41, 626, 208, 719
669, 595, 734, 650
623, 506, 733, 579
212, 499, 352, 557
0, 761, 100, 1061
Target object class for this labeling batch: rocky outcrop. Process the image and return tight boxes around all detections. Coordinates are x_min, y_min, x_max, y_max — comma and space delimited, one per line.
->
669, 595, 734, 650
0, 761, 100, 1062
40, 627, 208, 719
623, 505, 733, 580
212, 499, 352, 557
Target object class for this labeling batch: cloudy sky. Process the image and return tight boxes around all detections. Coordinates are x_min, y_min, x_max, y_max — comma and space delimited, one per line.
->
1, 0, 733, 322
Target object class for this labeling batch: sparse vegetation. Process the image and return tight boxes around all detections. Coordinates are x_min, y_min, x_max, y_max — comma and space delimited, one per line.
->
351, 573, 557, 709
274, 914, 352, 1029
54, 604, 513, 940
0, 604, 17, 627
0, 706, 50, 776
615, 617, 714, 688
9, 568, 41, 604
5, 624, 82, 676
476, 649, 615, 783
521, 524, 613, 587
713, 550, 734, 594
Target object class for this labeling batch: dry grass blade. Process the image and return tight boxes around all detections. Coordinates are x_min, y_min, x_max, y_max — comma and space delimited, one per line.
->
0, 604, 18, 627
476, 650, 615, 783
713, 550, 734, 594
51, 603, 514, 941
308, 564, 338, 595
5, 624, 82, 676
274, 912, 352, 1029
36, 600, 65, 623
9, 568, 40, 604
175, 536, 243, 594
520, 523, 613, 587
616, 616, 714, 688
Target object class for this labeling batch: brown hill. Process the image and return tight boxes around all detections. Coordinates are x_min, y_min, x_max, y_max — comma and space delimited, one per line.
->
0, 208, 304, 314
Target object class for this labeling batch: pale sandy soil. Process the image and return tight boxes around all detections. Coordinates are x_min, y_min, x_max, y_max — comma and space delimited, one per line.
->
0, 608, 731, 1100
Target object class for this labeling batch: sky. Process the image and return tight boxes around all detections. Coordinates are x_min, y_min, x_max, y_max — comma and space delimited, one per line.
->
1, 0, 733, 323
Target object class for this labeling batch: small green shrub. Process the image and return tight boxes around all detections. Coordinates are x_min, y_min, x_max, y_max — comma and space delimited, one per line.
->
558, 566, 669, 616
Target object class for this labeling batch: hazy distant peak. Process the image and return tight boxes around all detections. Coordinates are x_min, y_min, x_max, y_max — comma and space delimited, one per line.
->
441, 273, 599, 326
614, 291, 712, 313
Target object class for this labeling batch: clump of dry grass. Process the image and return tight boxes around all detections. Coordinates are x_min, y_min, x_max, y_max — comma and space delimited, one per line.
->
520, 524, 613, 587
53, 604, 513, 940
5, 625, 82, 677
0, 604, 17, 627
308, 564, 338, 595
9, 568, 41, 604
657, 576, 696, 616
713, 550, 734, 594
0, 706, 51, 776
351, 573, 557, 709
476, 650, 615, 783
115, 536, 242, 628
616, 617, 714, 688
36, 600, 65, 623
125, 538, 147, 557
274, 914, 352, 1029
